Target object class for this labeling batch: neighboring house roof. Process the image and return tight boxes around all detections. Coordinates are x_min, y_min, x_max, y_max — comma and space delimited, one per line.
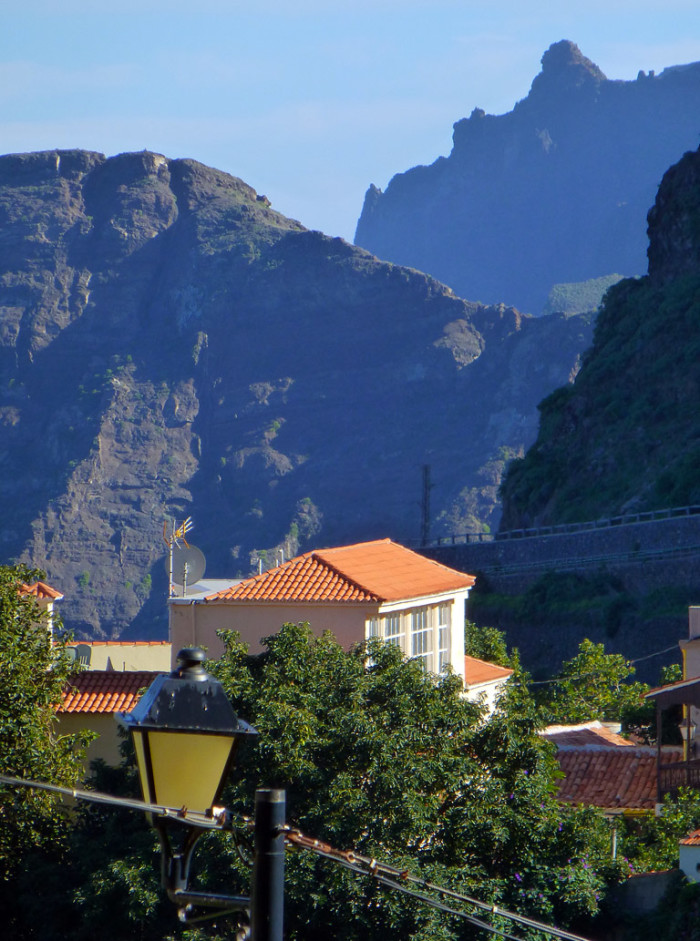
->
80, 641, 170, 648
541, 721, 633, 748
19, 580, 63, 600
646, 675, 700, 709
555, 746, 683, 811
464, 655, 513, 686
206, 539, 475, 604
60, 671, 158, 715
680, 830, 700, 846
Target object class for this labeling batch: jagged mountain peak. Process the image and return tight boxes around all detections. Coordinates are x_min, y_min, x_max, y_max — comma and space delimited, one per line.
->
535, 40, 606, 87
355, 43, 700, 314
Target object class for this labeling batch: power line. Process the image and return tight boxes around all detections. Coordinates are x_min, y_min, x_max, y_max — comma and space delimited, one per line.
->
284, 827, 594, 941
517, 643, 679, 688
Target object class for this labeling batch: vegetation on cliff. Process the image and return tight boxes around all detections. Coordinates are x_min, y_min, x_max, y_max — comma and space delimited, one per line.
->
499, 146, 700, 528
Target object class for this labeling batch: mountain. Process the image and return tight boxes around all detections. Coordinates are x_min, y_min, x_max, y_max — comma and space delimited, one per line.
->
0, 150, 593, 638
499, 145, 700, 529
354, 40, 700, 315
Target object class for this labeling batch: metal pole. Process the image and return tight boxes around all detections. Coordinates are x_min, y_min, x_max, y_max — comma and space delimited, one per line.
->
250, 788, 285, 941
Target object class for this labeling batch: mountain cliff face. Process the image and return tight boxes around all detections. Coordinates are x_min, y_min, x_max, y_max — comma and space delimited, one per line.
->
0, 149, 592, 638
355, 40, 700, 315
499, 146, 700, 528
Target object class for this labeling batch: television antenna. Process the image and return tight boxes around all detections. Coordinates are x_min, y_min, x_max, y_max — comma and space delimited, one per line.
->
163, 517, 206, 597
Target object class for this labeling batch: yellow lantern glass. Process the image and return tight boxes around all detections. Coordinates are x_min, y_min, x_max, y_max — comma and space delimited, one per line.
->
133, 730, 237, 814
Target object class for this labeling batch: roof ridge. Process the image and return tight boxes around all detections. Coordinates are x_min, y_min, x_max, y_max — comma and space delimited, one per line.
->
464, 653, 512, 668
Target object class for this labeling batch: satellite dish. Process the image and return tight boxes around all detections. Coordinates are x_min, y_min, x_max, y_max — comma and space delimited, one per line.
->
75, 643, 92, 666
168, 544, 206, 587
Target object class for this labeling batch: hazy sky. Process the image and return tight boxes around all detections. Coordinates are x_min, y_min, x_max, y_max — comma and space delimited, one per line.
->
3, 1, 700, 240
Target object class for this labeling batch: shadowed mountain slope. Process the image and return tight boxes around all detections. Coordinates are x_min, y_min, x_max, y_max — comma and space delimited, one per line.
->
0, 149, 592, 637
355, 41, 700, 315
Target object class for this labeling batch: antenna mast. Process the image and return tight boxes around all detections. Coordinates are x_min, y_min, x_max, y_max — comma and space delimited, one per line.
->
420, 465, 432, 547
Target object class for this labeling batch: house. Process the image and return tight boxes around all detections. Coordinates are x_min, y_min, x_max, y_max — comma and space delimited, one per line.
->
19, 579, 63, 638
58, 670, 159, 767
540, 720, 633, 748
55, 643, 170, 768
644, 606, 700, 802
463, 655, 513, 712
679, 830, 700, 883
65, 640, 171, 672
169, 538, 475, 684
540, 720, 681, 814
554, 744, 682, 813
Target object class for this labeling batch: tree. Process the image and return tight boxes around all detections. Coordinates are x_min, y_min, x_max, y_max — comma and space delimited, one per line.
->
0, 564, 90, 887
538, 638, 650, 729
209, 622, 612, 941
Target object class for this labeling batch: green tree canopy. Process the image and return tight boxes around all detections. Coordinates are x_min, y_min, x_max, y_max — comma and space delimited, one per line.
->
209, 622, 611, 941
0, 564, 90, 881
537, 638, 650, 728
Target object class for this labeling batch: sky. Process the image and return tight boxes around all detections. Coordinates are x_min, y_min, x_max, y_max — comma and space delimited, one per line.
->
3, 1, 700, 241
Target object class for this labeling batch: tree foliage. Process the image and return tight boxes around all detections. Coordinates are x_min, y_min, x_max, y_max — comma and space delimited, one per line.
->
208, 623, 612, 940
537, 638, 650, 729
0, 564, 90, 881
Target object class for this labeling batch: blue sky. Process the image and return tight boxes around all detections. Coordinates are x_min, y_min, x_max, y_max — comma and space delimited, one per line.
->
3, 1, 700, 240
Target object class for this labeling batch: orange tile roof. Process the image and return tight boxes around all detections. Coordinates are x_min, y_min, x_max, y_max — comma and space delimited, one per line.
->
80, 641, 170, 647
60, 671, 159, 715
206, 539, 475, 604
20, 580, 63, 600
464, 655, 513, 686
541, 721, 633, 748
680, 829, 700, 846
555, 746, 682, 810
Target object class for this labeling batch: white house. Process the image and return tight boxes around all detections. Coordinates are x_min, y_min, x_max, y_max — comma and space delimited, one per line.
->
169, 538, 476, 684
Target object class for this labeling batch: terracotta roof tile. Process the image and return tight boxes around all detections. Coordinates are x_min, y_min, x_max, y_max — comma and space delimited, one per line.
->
206, 539, 475, 604
680, 829, 700, 846
541, 721, 633, 748
464, 655, 513, 686
20, 580, 63, 600
80, 641, 169, 647
60, 671, 159, 715
555, 746, 682, 810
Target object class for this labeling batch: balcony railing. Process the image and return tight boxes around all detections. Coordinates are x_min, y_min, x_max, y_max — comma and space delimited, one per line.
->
658, 757, 700, 801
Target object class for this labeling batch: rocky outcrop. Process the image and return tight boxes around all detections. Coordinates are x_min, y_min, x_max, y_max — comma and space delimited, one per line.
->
647, 148, 700, 285
355, 41, 700, 314
0, 150, 593, 638
499, 146, 700, 529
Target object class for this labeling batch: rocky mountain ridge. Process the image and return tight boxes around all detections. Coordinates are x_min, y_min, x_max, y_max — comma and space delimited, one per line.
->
0, 149, 592, 638
355, 40, 700, 314
499, 145, 700, 528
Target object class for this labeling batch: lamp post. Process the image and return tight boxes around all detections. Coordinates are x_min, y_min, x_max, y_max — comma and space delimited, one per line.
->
120, 647, 284, 939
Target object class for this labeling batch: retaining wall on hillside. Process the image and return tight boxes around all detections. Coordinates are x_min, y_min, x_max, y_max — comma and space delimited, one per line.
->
420, 509, 700, 590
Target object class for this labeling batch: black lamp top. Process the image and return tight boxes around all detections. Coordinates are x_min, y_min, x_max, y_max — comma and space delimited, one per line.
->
173, 647, 209, 681
120, 646, 257, 738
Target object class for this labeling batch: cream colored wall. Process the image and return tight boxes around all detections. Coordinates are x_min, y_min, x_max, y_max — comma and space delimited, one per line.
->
679, 844, 700, 883
170, 589, 470, 678
86, 643, 171, 672
58, 713, 125, 770
376, 589, 469, 683
463, 677, 508, 716
169, 601, 379, 664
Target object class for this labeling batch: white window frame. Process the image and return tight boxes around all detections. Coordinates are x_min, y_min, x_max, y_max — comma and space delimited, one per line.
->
383, 612, 404, 649
367, 616, 380, 639
411, 606, 433, 671
437, 603, 451, 673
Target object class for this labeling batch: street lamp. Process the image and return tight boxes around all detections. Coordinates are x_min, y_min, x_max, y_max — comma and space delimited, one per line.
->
120, 647, 256, 816
119, 647, 285, 938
